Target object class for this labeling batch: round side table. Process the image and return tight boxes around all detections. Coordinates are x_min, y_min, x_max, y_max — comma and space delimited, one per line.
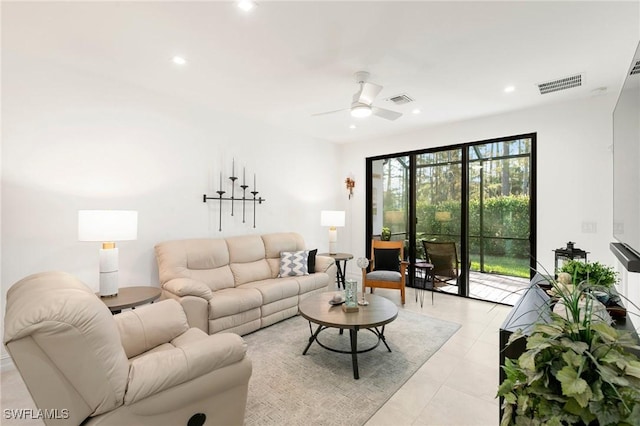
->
98, 286, 162, 314
413, 262, 434, 307
318, 252, 353, 289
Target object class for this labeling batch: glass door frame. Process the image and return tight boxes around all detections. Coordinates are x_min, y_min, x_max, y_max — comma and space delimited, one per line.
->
365, 133, 537, 302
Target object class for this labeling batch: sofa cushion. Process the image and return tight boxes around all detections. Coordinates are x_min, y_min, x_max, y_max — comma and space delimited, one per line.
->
230, 259, 272, 286
307, 249, 317, 274
227, 235, 273, 284
125, 332, 247, 404
208, 288, 263, 320
226, 234, 266, 263
278, 250, 309, 277
155, 239, 235, 291
296, 273, 329, 294
262, 233, 306, 259
238, 278, 299, 304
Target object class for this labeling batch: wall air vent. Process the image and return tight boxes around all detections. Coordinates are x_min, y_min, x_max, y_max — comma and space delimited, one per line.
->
537, 74, 582, 94
387, 94, 414, 105
630, 60, 640, 75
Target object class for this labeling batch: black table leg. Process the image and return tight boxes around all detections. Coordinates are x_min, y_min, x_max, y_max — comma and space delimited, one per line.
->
336, 260, 347, 289
303, 323, 323, 355
378, 325, 392, 352
349, 327, 359, 379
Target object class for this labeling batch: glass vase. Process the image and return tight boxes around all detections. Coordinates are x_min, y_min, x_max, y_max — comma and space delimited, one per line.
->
345, 279, 358, 308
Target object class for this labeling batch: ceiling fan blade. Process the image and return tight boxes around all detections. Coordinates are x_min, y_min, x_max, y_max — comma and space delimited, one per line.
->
372, 106, 402, 121
358, 82, 383, 105
311, 108, 349, 117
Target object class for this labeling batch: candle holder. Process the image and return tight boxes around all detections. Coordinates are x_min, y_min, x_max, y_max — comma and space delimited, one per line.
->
203, 160, 266, 231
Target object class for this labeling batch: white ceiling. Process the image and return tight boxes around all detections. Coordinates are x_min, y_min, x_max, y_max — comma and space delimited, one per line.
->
3, 1, 640, 143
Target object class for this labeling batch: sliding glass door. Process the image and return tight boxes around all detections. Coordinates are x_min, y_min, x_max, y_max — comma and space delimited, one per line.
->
365, 134, 536, 305
370, 155, 410, 243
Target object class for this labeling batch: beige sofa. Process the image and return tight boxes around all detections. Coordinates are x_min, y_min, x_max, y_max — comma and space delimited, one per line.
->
4, 271, 252, 426
155, 232, 337, 335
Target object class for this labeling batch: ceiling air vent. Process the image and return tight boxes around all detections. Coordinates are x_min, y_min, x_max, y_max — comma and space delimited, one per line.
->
387, 94, 414, 105
537, 74, 582, 95
630, 60, 640, 76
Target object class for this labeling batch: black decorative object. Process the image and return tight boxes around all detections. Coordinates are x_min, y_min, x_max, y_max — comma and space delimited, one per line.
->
553, 241, 588, 277
203, 160, 266, 231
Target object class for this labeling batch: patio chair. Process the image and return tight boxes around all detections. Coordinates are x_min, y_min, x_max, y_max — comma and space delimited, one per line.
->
361, 240, 408, 304
422, 240, 460, 286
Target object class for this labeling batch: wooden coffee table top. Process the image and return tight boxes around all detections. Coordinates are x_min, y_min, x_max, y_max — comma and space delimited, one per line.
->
299, 292, 398, 330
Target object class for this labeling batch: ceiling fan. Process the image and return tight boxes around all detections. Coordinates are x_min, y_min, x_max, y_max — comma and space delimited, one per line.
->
312, 71, 403, 121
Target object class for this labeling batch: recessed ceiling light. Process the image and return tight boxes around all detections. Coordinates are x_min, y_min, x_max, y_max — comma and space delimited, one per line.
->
411, 108, 421, 114
349, 124, 356, 129
504, 85, 515, 93
237, 0, 257, 12
172, 56, 187, 65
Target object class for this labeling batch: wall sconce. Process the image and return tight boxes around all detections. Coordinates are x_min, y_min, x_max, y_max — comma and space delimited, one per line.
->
345, 176, 355, 199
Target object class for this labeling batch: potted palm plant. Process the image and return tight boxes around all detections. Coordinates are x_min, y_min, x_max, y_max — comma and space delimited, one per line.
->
498, 276, 640, 425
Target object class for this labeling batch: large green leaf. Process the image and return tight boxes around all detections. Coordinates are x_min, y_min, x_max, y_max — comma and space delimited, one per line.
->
561, 350, 583, 368
556, 366, 592, 406
518, 351, 538, 371
497, 379, 514, 396
590, 399, 623, 426
559, 338, 588, 354
598, 364, 630, 387
564, 398, 596, 424
625, 359, 640, 379
591, 322, 619, 343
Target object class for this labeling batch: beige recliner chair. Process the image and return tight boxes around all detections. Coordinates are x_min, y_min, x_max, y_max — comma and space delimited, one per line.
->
3, 271, 252, 426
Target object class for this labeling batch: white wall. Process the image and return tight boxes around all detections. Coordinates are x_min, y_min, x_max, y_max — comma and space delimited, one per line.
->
339, 93, 640, 330
1, 54, 342, 360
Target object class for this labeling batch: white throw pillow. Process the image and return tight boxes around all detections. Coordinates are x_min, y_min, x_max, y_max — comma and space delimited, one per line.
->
279, 250, 309, 277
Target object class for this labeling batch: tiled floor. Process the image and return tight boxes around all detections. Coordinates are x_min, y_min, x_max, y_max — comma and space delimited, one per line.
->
365, 288, 511, 426
1, 289, 512, 426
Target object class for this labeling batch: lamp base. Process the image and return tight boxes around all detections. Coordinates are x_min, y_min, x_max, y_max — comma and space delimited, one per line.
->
99, 247, 119, 297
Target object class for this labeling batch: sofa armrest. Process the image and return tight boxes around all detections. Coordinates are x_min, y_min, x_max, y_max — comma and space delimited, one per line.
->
125, 332, 248, 404
115, 299, 189, 358
163, 278, 213, 301
160, 292, 209, 333
315, 255, 336, 273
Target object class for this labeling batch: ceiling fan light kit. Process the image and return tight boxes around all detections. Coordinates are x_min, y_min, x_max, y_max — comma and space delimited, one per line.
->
313, 71, 402, 121
351, 104, 372, 118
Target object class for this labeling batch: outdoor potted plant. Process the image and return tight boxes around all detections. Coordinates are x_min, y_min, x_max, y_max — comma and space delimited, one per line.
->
497, 276, 640, 425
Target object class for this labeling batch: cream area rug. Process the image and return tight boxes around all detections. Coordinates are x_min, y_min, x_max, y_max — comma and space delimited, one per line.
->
243, 309, 460, 426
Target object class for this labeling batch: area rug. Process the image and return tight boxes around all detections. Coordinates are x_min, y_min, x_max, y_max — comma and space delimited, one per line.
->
242, 309, 461, 425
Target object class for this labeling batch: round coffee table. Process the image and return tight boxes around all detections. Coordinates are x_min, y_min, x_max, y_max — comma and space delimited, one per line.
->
298, 292, 398, 379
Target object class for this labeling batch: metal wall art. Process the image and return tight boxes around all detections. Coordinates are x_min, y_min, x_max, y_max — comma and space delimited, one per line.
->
203, 159, 266, 231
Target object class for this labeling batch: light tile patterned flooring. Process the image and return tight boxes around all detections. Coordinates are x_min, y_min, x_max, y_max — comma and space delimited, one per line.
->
1, 289, 513, 426
365, 288, 511, 426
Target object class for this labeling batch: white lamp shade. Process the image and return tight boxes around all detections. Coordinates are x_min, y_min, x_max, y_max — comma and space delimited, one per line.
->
320, 210, 345, 228
78, 210, 138, 241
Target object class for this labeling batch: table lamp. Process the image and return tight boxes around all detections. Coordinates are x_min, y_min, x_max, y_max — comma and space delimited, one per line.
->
78, 210, 138, 297
320, 210, 345, 255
